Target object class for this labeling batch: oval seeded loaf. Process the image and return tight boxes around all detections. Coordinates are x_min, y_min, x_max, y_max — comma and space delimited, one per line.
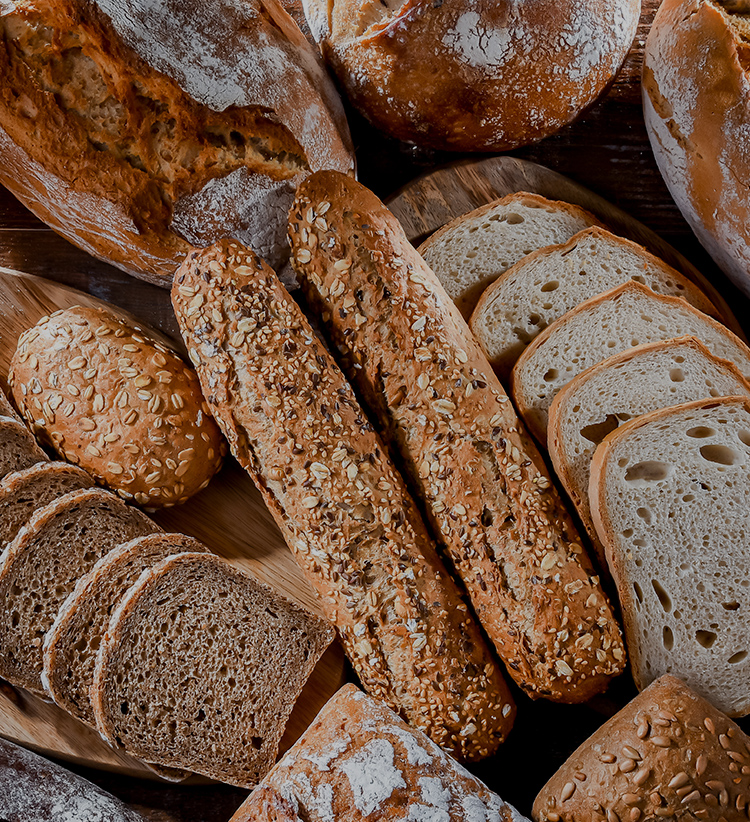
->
0, 0, 354, 285
10, 305, 226, 508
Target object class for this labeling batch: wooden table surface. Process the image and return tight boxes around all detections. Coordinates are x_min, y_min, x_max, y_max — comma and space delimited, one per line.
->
1, 1, 748, 818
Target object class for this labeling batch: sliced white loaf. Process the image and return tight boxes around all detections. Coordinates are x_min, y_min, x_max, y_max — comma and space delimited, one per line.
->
471, 226, 720, 379
548, 338, 750, 564
511, 281, 750, 443
589, 396, 750, 716
417, 192, 602, 318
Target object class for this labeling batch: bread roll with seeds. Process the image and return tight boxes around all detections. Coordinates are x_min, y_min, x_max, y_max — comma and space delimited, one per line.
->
0, 414, 48, 482
533, 674, 750, 822
172, 239, 515, 762
10, 305, 225, 509
289, 171, 625, 703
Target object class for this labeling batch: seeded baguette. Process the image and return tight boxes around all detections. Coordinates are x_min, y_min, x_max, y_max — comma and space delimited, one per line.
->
172, 239, 515, 762
43, 533, 208, 728
0, 487, 158, 695
533, 674, 750, 822
0, 461, 94, 550
10, 305, 225, 508
0, 414, 48, 481
289, 171, 626, 703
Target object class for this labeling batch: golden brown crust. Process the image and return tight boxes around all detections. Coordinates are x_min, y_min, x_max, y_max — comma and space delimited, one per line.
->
9, 305, 225, 509
171, 239, 515, 762
289, 170, 626, 703
533, 674, 750, 822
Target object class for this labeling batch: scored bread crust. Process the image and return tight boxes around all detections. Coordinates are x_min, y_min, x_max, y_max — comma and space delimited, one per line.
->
0, 0, 353, 285
289, 171, 626, 703
91, 552, 336, 788
9, 305, 226, 509
532, 674, 750, 822
171, 239, 515, 762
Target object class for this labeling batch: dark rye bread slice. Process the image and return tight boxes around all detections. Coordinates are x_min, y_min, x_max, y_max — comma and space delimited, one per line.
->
0, 462, 94, 550
43, 533, 208, 728
0, 487, 158, 695
91, 552, 336, 788
0, 414, 48, 481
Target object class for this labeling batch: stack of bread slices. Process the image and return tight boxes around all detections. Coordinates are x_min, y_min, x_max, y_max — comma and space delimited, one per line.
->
423, 192, 750, 718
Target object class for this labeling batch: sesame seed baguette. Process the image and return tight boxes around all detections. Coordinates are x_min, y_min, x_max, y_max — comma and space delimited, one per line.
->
171, 239, 515, 762
0, 487, 159, 695
288, 170, 626, 703
533, 674, 750, 822
0, 414, 48, 481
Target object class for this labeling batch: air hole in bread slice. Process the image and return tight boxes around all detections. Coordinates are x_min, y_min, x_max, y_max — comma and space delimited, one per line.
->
624, 460, 672, 482
651, 579, 672, 612
696, 630, 718, 649
580, 414, 620, 445
738, 430, 750, 447
669, 368, 685, 382
699, 444, 739, 465
686, 426, 716, 438
729, 650, 748, 664
662, 625, 674, 650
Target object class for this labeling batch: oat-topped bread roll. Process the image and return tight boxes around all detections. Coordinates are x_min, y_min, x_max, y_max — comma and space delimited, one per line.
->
232, 684, 528, 822
289, 171, 625, 703
533, 674, 750, 822
172, 239, 515, 762
10, 305, 225, 508
92, 552, 336, 788
0, 0, 353, 286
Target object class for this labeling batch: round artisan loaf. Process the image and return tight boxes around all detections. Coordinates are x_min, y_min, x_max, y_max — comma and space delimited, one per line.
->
0, 0, 354, 286
303, 0, 639, 151
9, 305, 225, 508
643, 0, 750, 298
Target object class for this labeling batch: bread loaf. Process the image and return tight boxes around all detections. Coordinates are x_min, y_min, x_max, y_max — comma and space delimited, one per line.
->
231, 684, 527, 822
0, 414, 48, 481
172, 239, 515, 761
10, 305, 225, 508
0, 0, 353, 286
303, 0, 639, 151
289, 171, 626, 703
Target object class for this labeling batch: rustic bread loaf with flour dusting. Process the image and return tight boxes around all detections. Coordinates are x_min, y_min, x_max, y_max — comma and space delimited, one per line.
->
0, 0, 354, 285
172, 239, 515, 762
289, 171, 625, 703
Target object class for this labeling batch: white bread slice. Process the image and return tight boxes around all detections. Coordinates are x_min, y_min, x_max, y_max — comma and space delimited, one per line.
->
548, 338, 750, 566
589, 396, 750, 716
470, 226, 720, 379
417, 192, 602, 318
511, 281, 750, 443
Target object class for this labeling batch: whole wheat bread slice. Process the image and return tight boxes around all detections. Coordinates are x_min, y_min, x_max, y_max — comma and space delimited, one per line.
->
0, 384, 20, 421
548, 338, 750, 566
0, 462, 94, 550
0, 487, 158, 695
0, 415, 48, 481
511, 281, 750, 443
417, 192, 602, 318
470, 226, 720, 379
91, 552, 335, 788
43, 533, 208, 727
589, 396, 750, 716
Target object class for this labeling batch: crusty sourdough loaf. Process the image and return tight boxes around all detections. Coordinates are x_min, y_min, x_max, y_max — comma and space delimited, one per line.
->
0, 0, 353, 286
643, 0, 750, 298
547, 338, 750, 565
289, 171, 626, 704
91, 552, 335, 788
10, 305, 225, 508
172, 239, 515, 762
304, 0, 639, 152
471, 226, 720, 379
0, 414, 48, 481
0, 487, 158, 695
589, 396, 750, 716
0, 461, 94, 549
511, 281, 750, 443
231, 684, 527, 822
43, 532, 208, 727
533, 674, 750, 822
418, 193, 602, 318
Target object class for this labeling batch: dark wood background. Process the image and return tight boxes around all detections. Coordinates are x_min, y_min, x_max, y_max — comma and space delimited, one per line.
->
1, 1, 748, 818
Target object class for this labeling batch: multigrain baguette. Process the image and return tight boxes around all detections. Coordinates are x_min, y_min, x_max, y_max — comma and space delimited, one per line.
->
172, 239, 515, 762
289, 171, 626, 703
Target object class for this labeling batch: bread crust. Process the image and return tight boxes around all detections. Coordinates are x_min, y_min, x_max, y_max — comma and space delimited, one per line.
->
0, 0, 353, 285
289, 170, 626, 703
643, 0, 750, 298
9, 305, 225, 509
533, 674, 750, 822
171, 239, 515, 762
305, 0, 639, 151
0, 414, 48, 481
